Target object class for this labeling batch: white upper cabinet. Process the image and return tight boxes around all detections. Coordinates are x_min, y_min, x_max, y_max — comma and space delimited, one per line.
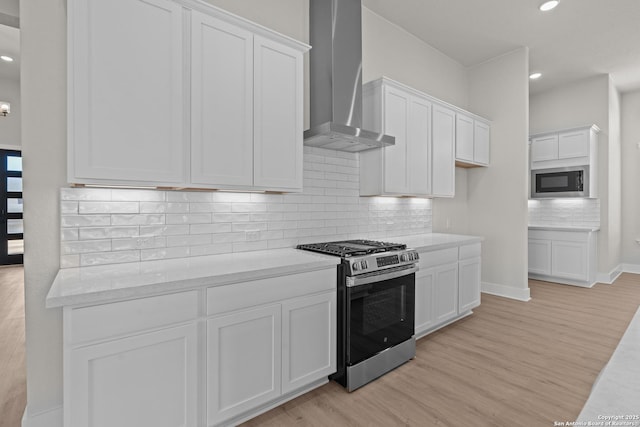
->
431, 104, 456, 197
530, 125, 599, 170
455, 112, 491, 167
253, 36, 304, 191
360, 81, 432, 196
69, 0, 185, 185
69, 0, 309, 191
190, 12, 254, 187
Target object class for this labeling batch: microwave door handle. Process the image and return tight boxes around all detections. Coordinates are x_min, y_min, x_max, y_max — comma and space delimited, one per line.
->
347, 265, 418, 287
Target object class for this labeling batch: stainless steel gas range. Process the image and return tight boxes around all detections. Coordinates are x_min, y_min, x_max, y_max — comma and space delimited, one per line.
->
297, 239, 419, 391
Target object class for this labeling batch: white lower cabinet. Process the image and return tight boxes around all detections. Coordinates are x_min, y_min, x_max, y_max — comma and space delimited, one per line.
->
64, 291, 200, 427
207, 305, 282, 425
63, 269, 336, 427
528, 228, 598, 287
415, 243, 481, 338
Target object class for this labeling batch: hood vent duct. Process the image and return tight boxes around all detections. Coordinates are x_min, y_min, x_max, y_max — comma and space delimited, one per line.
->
303, 0, 395, 152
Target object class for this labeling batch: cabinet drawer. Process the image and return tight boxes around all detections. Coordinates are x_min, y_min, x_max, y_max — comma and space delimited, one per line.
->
207, 268, 335, 316
529, 230, 589, 242
68, 290, 199, 345
418, 247, 458, 270
459, 243, 481, 260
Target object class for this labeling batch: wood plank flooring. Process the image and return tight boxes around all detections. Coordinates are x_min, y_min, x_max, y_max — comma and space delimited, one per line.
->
0, 265, 25, 427
1, 270, 638, 426
243, 274, 640, 427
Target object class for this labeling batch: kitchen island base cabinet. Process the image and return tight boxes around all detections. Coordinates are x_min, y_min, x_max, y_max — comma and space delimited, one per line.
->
414, 243, 481, 338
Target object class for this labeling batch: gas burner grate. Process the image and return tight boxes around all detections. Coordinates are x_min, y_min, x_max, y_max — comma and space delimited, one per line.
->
297, 239, 406, 258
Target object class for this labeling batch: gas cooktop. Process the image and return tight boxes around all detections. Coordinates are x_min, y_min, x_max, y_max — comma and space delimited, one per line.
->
297, 239, 406, 258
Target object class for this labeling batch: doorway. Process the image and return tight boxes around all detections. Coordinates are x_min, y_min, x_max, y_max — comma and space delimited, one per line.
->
0, 148, 22, 265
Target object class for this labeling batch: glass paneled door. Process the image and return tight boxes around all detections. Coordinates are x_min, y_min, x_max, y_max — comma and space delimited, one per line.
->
1, 149, 23, 265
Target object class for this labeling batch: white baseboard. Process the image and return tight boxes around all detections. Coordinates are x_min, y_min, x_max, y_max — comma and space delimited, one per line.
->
22, 405, 63, 427
621, 264, 640, 275
597, 264, 623, 284
481, 281, 531, 302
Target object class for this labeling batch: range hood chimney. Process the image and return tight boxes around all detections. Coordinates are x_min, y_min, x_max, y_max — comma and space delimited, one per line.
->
303, 0, 395, 152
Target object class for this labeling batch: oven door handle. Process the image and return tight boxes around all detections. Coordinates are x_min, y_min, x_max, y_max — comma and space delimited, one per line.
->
347, 265, 418, 287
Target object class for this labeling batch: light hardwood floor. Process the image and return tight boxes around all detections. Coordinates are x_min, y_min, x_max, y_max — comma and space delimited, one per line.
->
243, 274, 640, 427
1, 271, 639, 427
0, 265, 26, 427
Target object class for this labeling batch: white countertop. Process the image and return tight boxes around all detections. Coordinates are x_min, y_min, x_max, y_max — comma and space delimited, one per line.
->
528, 225, 600, 232
46, 232, 483, 308
46, 248, 339, 308
388, 233, 483, 252
577, 306, 640, 423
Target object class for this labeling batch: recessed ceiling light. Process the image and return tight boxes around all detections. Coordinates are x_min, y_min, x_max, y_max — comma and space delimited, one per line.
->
539, 0, 559, 11
529, 72, 542, 80
0, 55, 14, 62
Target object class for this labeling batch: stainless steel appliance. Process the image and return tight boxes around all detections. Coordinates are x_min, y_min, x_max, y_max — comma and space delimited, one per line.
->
297, 240, 418, 391
303, 0, 395, 152
531, 166, 589, 198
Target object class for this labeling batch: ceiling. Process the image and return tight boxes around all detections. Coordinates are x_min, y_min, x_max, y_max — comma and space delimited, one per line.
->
363, 0, 640, 94
2, 1, 640, 94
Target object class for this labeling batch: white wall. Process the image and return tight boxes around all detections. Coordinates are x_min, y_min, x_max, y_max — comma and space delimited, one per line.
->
529, 75, 621, 278
361, 8, 468, 108
21, 0, 67, 420
607, 79, 622, 276
0, 76, 20, 147
465, 48, 531, 301
621, 89, 640, 266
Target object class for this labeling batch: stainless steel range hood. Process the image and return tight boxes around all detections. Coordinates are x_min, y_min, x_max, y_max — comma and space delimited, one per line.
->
304, 0, 395, 152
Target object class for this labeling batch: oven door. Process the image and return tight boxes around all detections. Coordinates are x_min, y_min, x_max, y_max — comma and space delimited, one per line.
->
346, 266, 416, 366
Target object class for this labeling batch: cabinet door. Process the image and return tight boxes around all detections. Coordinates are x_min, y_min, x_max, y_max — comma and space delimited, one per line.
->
408, 97, 432, 195
431, 104, 456, 197
207, 305, 281, 425
382, 86, 410, 194
434, 263, 458, 323
528, 239, 552, 275
69, 0, 185, 184
281, 292, 336, 394
455, 113, 474, 163
551, 240, 588, 281
67, 324, 198, 427
458, 257, 481, 313
558, 129, 589, 159
415, 268, 436, 336
191, 11, 253, 187
530, 134, 559, 163
253, 36, 303, 191
473, 121, 490, 165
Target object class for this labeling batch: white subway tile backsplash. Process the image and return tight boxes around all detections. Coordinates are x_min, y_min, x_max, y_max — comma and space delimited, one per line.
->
59, 147, 432, 267
79, 201, 139, 214
111, 214, 164, 226
528, 199, 600, 228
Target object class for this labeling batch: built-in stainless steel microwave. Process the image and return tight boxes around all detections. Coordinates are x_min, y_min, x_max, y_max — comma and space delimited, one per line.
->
531, 166, 589, 198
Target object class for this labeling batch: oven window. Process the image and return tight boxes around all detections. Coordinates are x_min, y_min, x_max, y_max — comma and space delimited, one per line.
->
540, 175, 569, 189
347, 273, 415, 365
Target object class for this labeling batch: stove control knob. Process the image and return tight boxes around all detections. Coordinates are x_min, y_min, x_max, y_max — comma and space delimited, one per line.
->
413, 252, 420, 260
361, 260, 368, 270
352, 262, 360, 271
400, 253, 409, 262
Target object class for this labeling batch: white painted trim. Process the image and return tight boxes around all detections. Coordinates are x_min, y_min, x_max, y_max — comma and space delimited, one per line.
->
22, 405, 63, 427
0, 144, 21, 150
481, 281, 531, 302
529, 273, 596, 288
621, 264, 640, 275
597, 264, 623, 284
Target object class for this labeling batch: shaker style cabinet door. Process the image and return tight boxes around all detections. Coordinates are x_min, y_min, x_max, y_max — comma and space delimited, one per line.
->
69, 0, 185, 185
530, 134, 559, 163
281, 292, 336, 394
558, 128, 590, 160
473, 120, 491, 165
190, 11, 254, 187
207, 305, 282, 426
433, 263, 459, 323
431, 104, 456, 197
415, 267, 436, 336
528, 239, 552, 276
407, 97, 432, 195
67, 324, 198, 427
455, 113, 474, 163
458, 257, 481, 313
382, 86, 410, 194
253, 36, 304, 191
